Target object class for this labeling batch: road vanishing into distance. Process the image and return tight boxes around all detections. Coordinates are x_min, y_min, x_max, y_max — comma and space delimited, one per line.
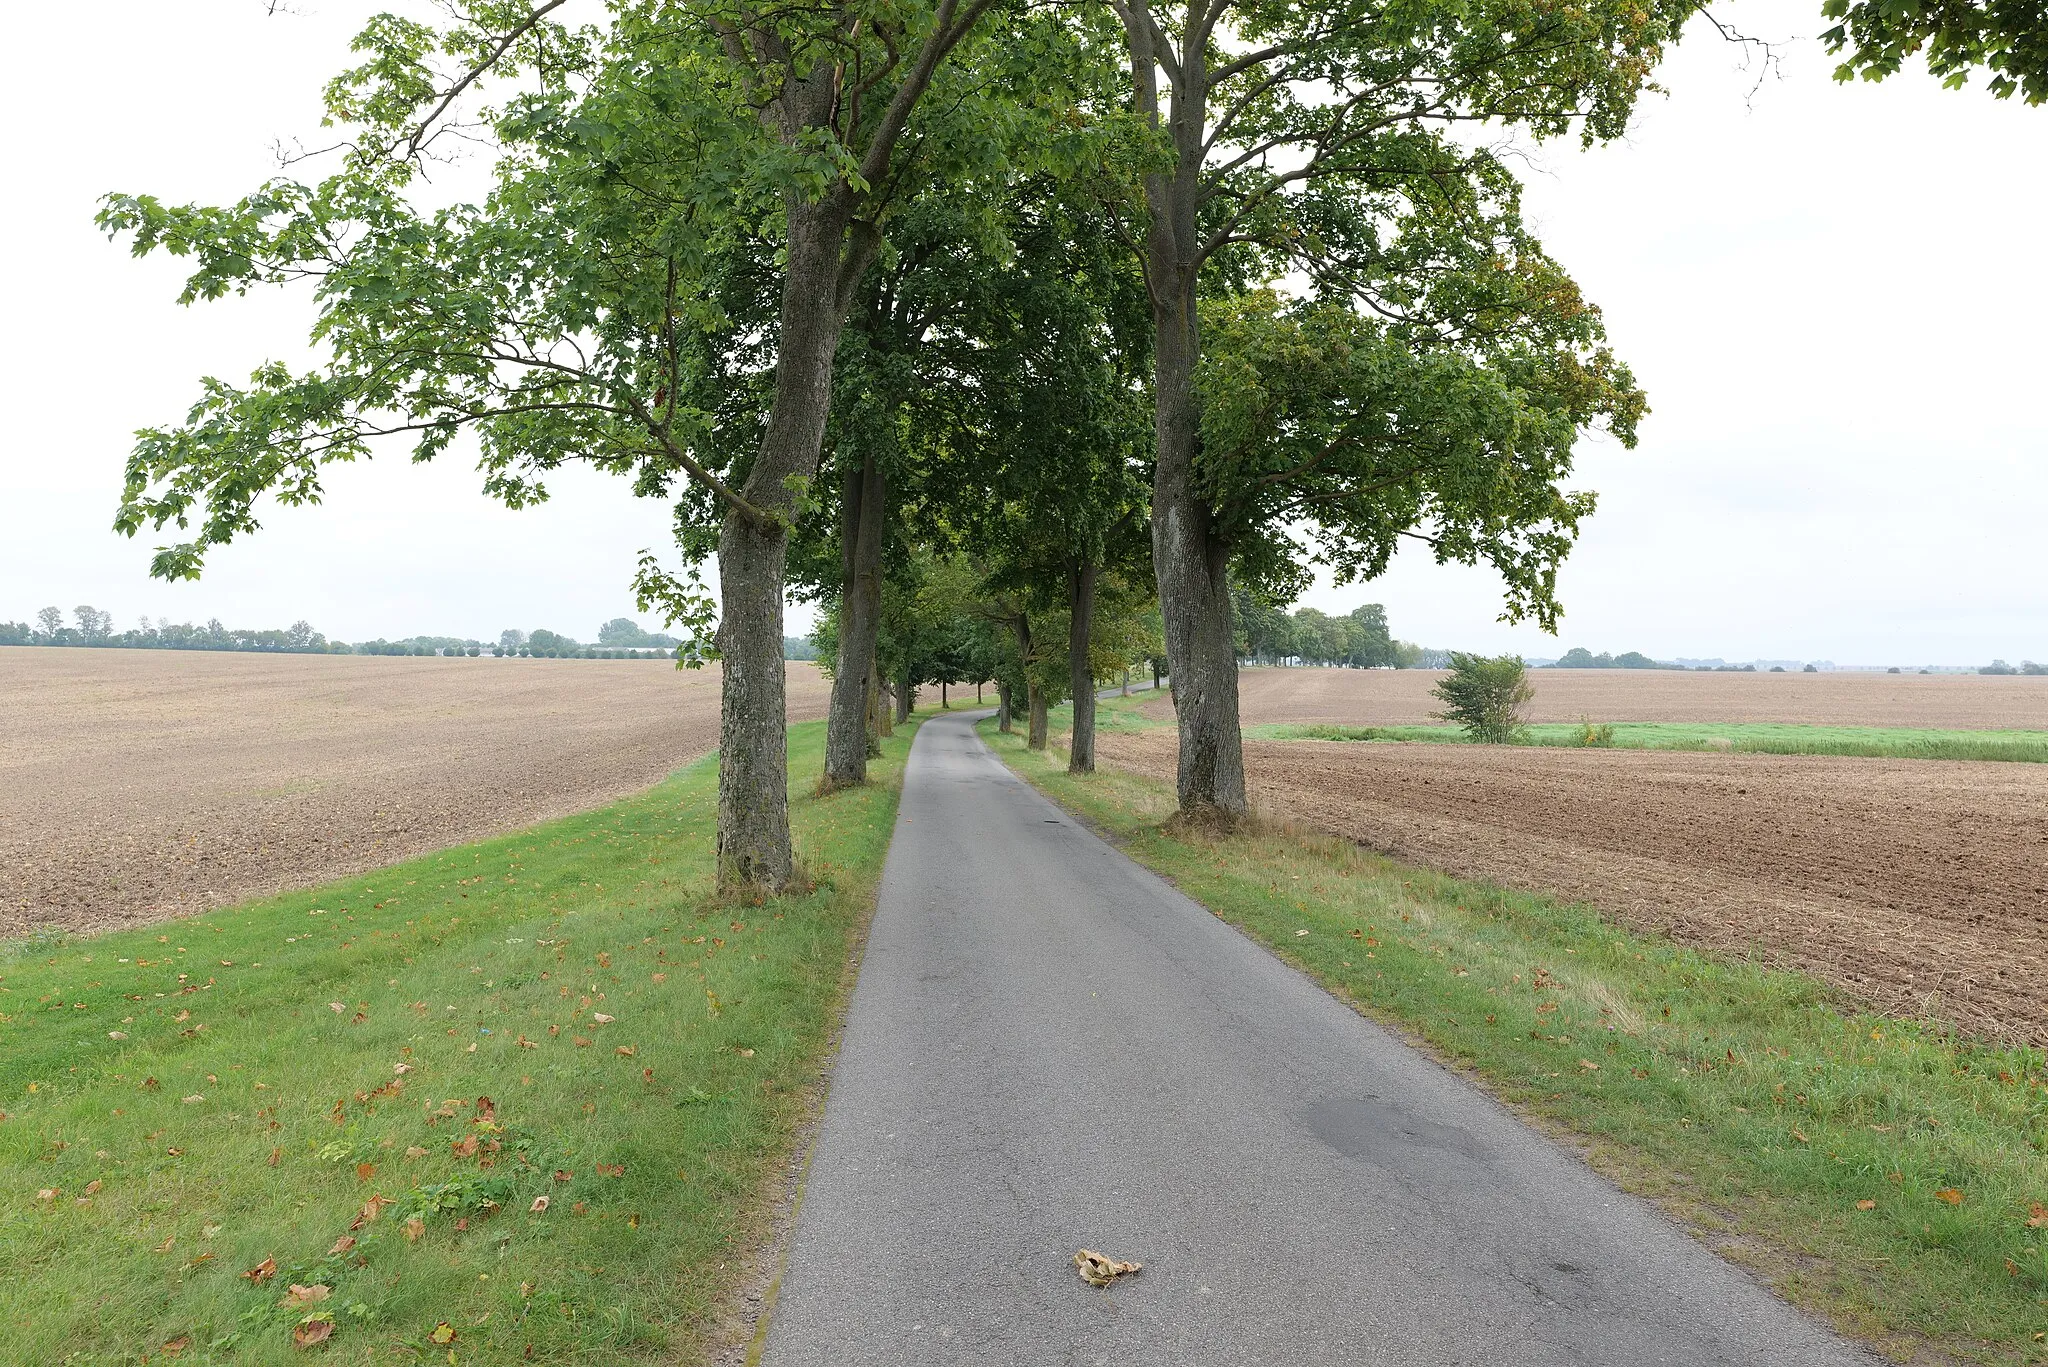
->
760, 711, 1876, 1366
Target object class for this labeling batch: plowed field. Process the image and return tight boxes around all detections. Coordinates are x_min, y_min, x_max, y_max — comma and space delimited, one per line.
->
0, 648, 832, 936
1151, 665, 2048, 729
1099, 727, 2048, 1043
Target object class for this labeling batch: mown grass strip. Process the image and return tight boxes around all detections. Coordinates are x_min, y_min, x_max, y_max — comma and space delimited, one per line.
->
0, 718, 912, 1366
985, 723, 2048, 1366
1243, 718, 2048, 763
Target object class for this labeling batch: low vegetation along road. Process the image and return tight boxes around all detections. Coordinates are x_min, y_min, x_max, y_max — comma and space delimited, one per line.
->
760, 712, 1875, 1366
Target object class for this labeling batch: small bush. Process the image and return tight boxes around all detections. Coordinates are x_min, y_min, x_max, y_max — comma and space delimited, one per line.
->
1430, 653, 1532, 744
1575, 716, 1615, 747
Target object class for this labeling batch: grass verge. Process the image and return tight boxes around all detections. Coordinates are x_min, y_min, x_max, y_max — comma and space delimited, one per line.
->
984, 721, 2048, 1366
1243, 719, 2048, 763
0, 718, 914, 1366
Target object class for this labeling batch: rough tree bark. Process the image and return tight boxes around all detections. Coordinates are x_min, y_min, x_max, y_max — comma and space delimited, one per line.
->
997, 680, 1013, 732
823, 449, 886, 789
715, 184, 880, 891
895, 666, 913, 723
1067, 561, 1099, 774
713, 0, 992, 891
1027, 681, 1049, 750
1118, 0, 1248, 821
870, 661, 891, 742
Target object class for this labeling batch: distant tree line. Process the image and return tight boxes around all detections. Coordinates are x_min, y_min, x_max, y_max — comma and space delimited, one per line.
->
1230, 589, 1442, 668
1549, 647, 1678, 670
1981, 660, 2048, 676
0, 609, 718, 661
0, 606, 346, 653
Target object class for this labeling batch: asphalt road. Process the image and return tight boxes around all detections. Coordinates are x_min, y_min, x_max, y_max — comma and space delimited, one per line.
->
760, 711, 1876, 1366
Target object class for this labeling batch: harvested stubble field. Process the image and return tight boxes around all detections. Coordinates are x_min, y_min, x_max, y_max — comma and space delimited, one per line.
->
0, 647, 831, 937
1162, 663, 2048, 728
1107, 668, 2048, 1043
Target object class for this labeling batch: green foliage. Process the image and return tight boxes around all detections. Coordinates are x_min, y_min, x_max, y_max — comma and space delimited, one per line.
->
1429, 652, 1534, 743
1822, 0, 2048, 103
1201, 290, 1641, 632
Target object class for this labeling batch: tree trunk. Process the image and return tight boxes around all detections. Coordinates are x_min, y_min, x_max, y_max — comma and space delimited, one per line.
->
823, 449, 885, 789
895, 666, 913, 723
1068, 561, 1099, 774
941, 680, 948, 708
1120, 11, 1246, 821
1152, 660, 1161, 690
1121, 668, 1130, 697
870, 660, 892, 741
997, 680, 1013, 732
715, 190, 874, 891
1027, 681, 1048, 750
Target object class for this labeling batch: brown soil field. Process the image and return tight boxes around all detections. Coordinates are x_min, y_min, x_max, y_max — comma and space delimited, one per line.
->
1140, 665, 2048, 729
1098, 730, 2048, 1044
0, 647, 832, 937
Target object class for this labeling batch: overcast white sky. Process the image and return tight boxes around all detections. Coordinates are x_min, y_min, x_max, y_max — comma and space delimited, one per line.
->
1, 1, 2041, 663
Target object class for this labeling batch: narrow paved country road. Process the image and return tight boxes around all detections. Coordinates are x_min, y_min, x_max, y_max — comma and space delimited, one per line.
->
761, 712, 1874, 1367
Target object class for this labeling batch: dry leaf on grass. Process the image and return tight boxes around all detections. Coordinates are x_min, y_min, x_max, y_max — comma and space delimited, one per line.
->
328, 1236, 355, 1256
1073, 1249, 1142, 1287
529, 1195, 550, 1213
292, 1316, 333, 1347
429, 1321, 457, 1345
1935, 1188, 1964, 1205
243, 1257, 276, 1282
286, 1284, 330, 1305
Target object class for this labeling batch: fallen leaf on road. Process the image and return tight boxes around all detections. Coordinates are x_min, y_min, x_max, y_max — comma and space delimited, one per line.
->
1074, 1249, 1142, 1287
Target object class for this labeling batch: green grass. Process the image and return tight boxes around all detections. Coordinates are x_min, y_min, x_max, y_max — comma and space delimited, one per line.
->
985, 722, 2048, 1365
0, 718, 914, 1367
1244, 719, 2048, 763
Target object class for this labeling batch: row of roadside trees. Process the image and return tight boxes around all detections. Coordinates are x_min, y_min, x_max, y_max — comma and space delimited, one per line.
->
98, 0, 2041, 893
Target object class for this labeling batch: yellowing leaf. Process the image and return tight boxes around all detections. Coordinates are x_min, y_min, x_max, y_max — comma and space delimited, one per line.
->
428, 1321, 457, 1345
1073, 1249, 1142, 1287
1935, 1188, 1964, 1205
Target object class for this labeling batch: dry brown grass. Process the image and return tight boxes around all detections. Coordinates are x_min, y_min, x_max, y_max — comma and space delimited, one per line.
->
0, 647, 832, 935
